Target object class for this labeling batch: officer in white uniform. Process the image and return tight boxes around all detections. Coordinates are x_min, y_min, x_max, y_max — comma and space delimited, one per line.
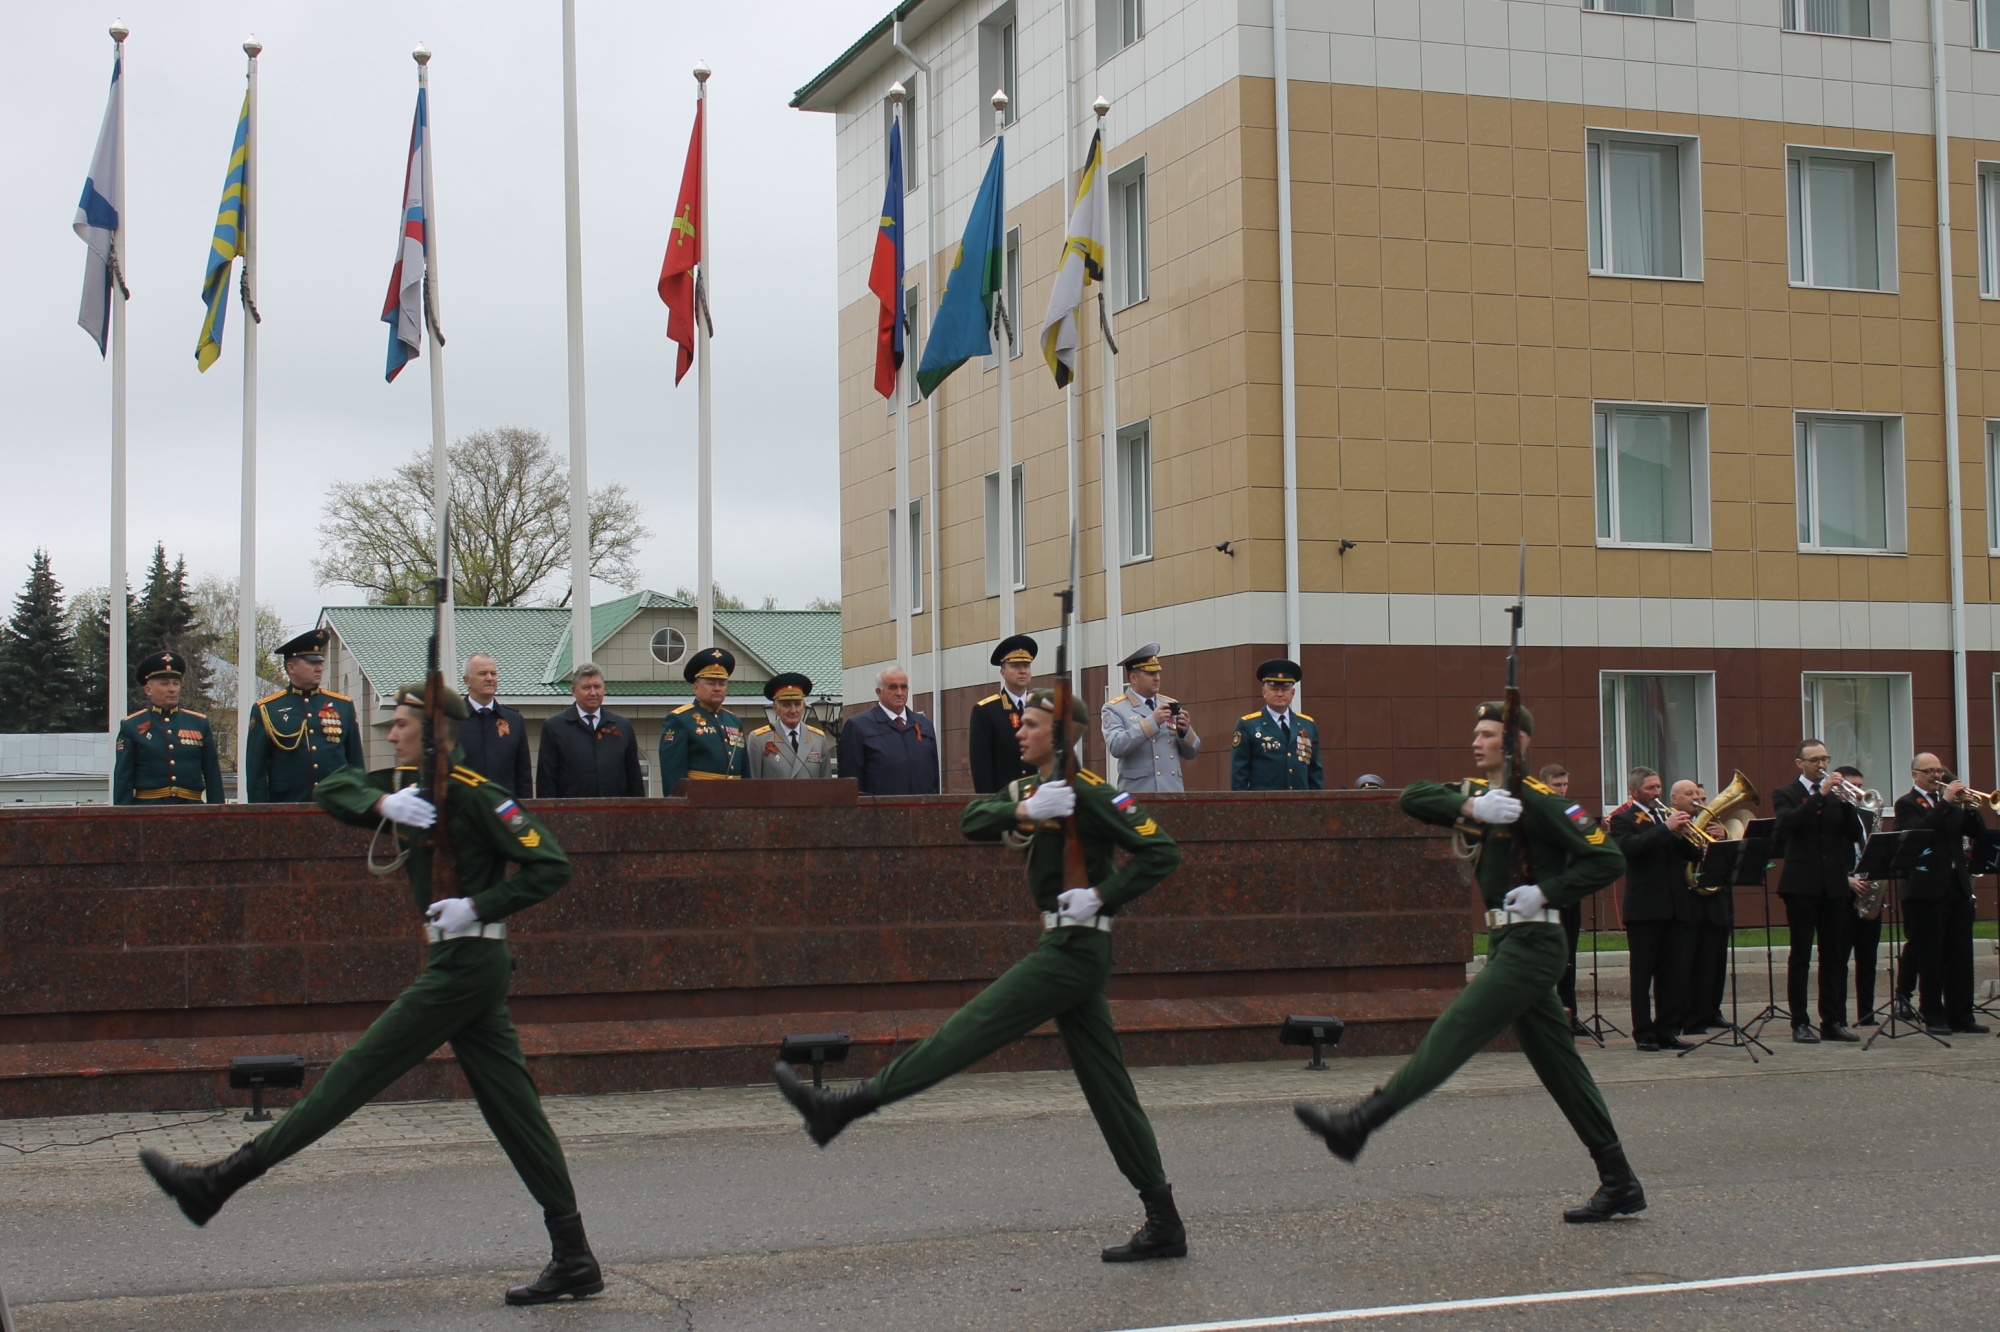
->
1100, 644, 1201, 793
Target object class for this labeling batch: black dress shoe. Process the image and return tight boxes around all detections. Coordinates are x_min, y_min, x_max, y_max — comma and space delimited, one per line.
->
1950, 1021, 1991, 1035
1680, 1023, 1711, 1037
138, 1142, 266, 1226
1634, 1037, 1661, 1052
1101, 1184, 1188, 1262
505, 1209, 604, 1306
1656, 1034, 1696, 1052
1792, 1024, 1821, 1044
1563, 1140, 1647, 1223
1855, 1014, 1880, 1027
773, 1062, 881, 1147
1570, 1018, 1594, 1038
1294, 1089, 1398, 1163
1892, 998, 1921, 1022
1820, 1024, 1861, 1043
1926, 1022, 1955, 1037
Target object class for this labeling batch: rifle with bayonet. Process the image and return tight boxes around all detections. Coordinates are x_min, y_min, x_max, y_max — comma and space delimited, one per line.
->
1051, 586, 1092, 894
1497, 540, 1531, 885
422, 521, 460, 901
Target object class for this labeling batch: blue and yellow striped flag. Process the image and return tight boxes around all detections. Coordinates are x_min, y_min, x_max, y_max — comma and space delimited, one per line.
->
196, 93, 250, 373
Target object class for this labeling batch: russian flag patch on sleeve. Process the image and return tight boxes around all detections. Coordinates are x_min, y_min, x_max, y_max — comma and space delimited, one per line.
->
1565, 803, 1594, 829
1111, 791, 1135, 812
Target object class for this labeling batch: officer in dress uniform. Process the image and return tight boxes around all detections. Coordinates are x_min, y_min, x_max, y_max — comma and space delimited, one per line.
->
657, 646, 746, 789
969, 634, 1038, 793
244, 628, 364, 803
1230, 659, 1323, 791
113, 650, 224, 804
745, 673, 833, 778
1100, 643, 1201, 793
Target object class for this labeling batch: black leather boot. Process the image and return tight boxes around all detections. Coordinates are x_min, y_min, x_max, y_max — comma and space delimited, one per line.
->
1101, 1184, 1187, 1262
774, 1061, 881, 1147
505, 1209, 605, 1306
1293, 1089, 1397, 1163
138, 1142, 266, 1227
1562, 1140, 1647, 1223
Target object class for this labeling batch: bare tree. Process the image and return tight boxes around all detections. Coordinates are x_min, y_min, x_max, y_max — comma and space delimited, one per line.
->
315, 427, 650, 606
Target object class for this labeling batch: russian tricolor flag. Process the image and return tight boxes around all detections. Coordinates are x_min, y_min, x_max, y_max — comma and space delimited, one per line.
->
381, 87, 432, 382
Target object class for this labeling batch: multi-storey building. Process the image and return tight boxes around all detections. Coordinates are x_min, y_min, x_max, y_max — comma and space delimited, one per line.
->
797, 0, 2000, 805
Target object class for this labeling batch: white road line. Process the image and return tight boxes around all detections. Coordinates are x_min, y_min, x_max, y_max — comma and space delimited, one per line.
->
1099, 1254, 2000, 1332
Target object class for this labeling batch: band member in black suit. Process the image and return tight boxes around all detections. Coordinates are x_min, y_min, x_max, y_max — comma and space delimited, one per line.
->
1682, 774, 1735, 1035
1539, 763, 1586, 1028
1834, 766, 1885, 1026
1608, 769, 1701, 1052
1892, 754, 1992, 1035
969, 634, 1038, 793
1770, 739, 1866, 1043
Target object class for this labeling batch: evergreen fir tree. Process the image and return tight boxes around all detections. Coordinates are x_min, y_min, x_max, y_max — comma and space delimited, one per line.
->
69, 584, 139, 719
0, 550, 89, 732
131, 544, 213, 705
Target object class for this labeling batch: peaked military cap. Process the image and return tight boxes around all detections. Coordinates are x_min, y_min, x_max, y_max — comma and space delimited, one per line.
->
392, 682, 469, 720
1475, 700, 1535, 735
275, 627, 331, 661
136, 649, 187, 682
1257, 658, 1303, 685
990, 634, 1039, 667
684, 645, 736, 682
764, 672, 812, 701
1024, 687, 1090, 725
1120, 643, 1163, 673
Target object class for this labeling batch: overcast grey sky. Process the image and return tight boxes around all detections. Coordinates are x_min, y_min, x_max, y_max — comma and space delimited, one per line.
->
1, 1, 883, 638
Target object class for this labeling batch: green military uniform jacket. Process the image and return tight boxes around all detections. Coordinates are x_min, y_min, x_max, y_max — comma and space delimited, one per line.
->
1400, 774, 1624, 909
245, 686, 365, 803
1230, 708, 1324, 791
657, 700, 746, 789
961, 768, 1181, 913
113, 705, 224, 804
313, 754, 570, 920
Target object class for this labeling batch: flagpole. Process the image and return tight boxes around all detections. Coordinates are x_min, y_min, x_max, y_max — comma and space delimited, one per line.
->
1095, 96, 1123, 708
992, 90, 1015, 644
234, 34, 262, 802
107, 21, 129, 798
413, 43, 454, 677
560, 0, 592, 671
889, 85, 912, 678
1060, 0, 1081, 719
695, 62, 714, 651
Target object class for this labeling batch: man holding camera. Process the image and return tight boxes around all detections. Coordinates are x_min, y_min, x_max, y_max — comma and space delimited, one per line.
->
1101, 643, 1201, 793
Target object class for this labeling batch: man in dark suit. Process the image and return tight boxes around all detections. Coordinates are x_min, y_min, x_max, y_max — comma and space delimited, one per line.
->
1683, 774, 1736, 1035
839, 664, 939, 795
1834, 766, 1886, 1026
969, 634, 1037, 792
1770, 738, 1866, 1043
1892, 753, 1992, 1035
535, 663, 644, 798
459, 652, 533, 794
1608, 769, 1701, 1052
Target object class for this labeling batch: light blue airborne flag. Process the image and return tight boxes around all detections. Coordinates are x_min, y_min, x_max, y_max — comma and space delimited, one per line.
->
915, 137, 1004, 399
196, 94, 251, 373
74, 53, 125, 355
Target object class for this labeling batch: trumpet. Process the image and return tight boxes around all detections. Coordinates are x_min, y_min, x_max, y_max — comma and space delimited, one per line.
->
1826, 776, 1883, 813
1938, 773, 2000, 813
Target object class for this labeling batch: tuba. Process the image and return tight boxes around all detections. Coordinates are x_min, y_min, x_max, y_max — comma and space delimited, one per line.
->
1684, 770, 1761, 894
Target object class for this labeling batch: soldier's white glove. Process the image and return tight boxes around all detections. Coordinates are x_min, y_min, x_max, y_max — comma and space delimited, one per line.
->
1058, 887, 1104, 922
379, 786, 437, 828
1502, 884, 1548, 916
425, 897, 479, 933
1022, 780, 1075, 821
1469, 788, 1522, 824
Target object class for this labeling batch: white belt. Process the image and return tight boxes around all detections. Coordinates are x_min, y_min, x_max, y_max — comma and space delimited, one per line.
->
1485, 907, 1561, 929
1041, 910, 1113, 933
426, 920, 507, 943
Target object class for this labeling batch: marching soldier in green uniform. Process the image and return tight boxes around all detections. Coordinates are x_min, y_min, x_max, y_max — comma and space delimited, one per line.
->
113, 650, 224, 804
245, 628, 365, 802
657, 645, 746, 789
1230, 658, 1323, 790
139, 683, 605, 1307
774, 688, 1191, 1263
1293, 702, 1647, 1223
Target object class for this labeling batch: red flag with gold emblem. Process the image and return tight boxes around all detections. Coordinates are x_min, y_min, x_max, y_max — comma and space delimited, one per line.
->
657, 100, 703, 385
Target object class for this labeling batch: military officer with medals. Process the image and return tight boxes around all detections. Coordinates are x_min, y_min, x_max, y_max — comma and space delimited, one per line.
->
244, 628, 365, 803
969, 633, 1038, 792
1101, 643, 1201, 793
745, 673, 832, 778
657, 645, 746, 789
1230, 658, 1323, 791
113, 650, 224, 804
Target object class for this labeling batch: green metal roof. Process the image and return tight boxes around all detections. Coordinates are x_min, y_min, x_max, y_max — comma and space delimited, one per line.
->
544, 589, 693, 684
714, 609, 843, 692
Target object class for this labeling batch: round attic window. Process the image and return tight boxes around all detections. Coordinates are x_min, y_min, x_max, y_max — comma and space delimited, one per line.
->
650, 627, 688, 666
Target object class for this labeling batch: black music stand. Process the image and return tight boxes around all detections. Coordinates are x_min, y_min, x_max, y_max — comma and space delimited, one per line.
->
1858, 831, 1949, 1049
1733, 819, 1796, 1042
1683, 836, 1775, 1062
1576, 885, 1621, 1046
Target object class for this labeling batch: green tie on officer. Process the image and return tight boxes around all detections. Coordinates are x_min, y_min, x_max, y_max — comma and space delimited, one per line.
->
1293, 702, 1646, 1224
774, 688, 1190, 1264
244, 628, 365, 802
658, 645, 746, 790
140, 683, 604, 1307
1229, 658, 1323, 790
113, 650, 224, 804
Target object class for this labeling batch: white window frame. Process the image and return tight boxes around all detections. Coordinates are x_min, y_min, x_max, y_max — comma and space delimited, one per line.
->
883, 84, 918, 194
978, 5, 1018, 138
1585, 129, 1702, 281
986, 228, 1021, 367
1581, 0, 1692, 22
1784, 0, 1888, 39
1109, 157, 1150, 309
1981, 0, 2000, 51
1592, 402, 1711, 549
983, 464, 1026, 596
1787, 145, 1898, 292
1980, 163, 2000, 299
1801, 673, 1913, 789
907, 498, 924, 613
1097, 0, 1143, 60
904, 284, 924, 406
649, 627, 688, 666
1987, 423, 2000, 553
1794, 412, 1906, 554
1117, 420, 1154, 563
1598, 671, 1719, 813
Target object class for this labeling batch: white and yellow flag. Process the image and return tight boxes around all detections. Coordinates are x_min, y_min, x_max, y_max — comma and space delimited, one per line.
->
1039, 128, 1106, 388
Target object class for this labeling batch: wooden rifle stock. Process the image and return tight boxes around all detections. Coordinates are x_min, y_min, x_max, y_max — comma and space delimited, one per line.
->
1051, 676, 1092, 892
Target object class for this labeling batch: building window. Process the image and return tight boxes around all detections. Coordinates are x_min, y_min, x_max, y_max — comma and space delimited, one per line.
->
1788, 148, 1894, 290
1584, 0, 1680, 14
1980, 165, 2000, 298
650, 627, 687, 666
1795, 415, 1903, 552
1599, 673, 1716, 812
1109, 158, 1149, 309
908, 498, 924, 613
984, 463, 1025, 595
1586, 132, 1697, 279
988, 228, 1021, 366
1785, 0, 1879, 38
883, 84, 918, 193
1990, 424, 2000, 552
904, 284, 923, 406
979, 6, 1018, 135
1803, 674, 1910, 793
1593, 405, 1707, 547
1118, 421, 1153, 562
1097, 0, 1142, 61
1982, 0, 2000, 50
